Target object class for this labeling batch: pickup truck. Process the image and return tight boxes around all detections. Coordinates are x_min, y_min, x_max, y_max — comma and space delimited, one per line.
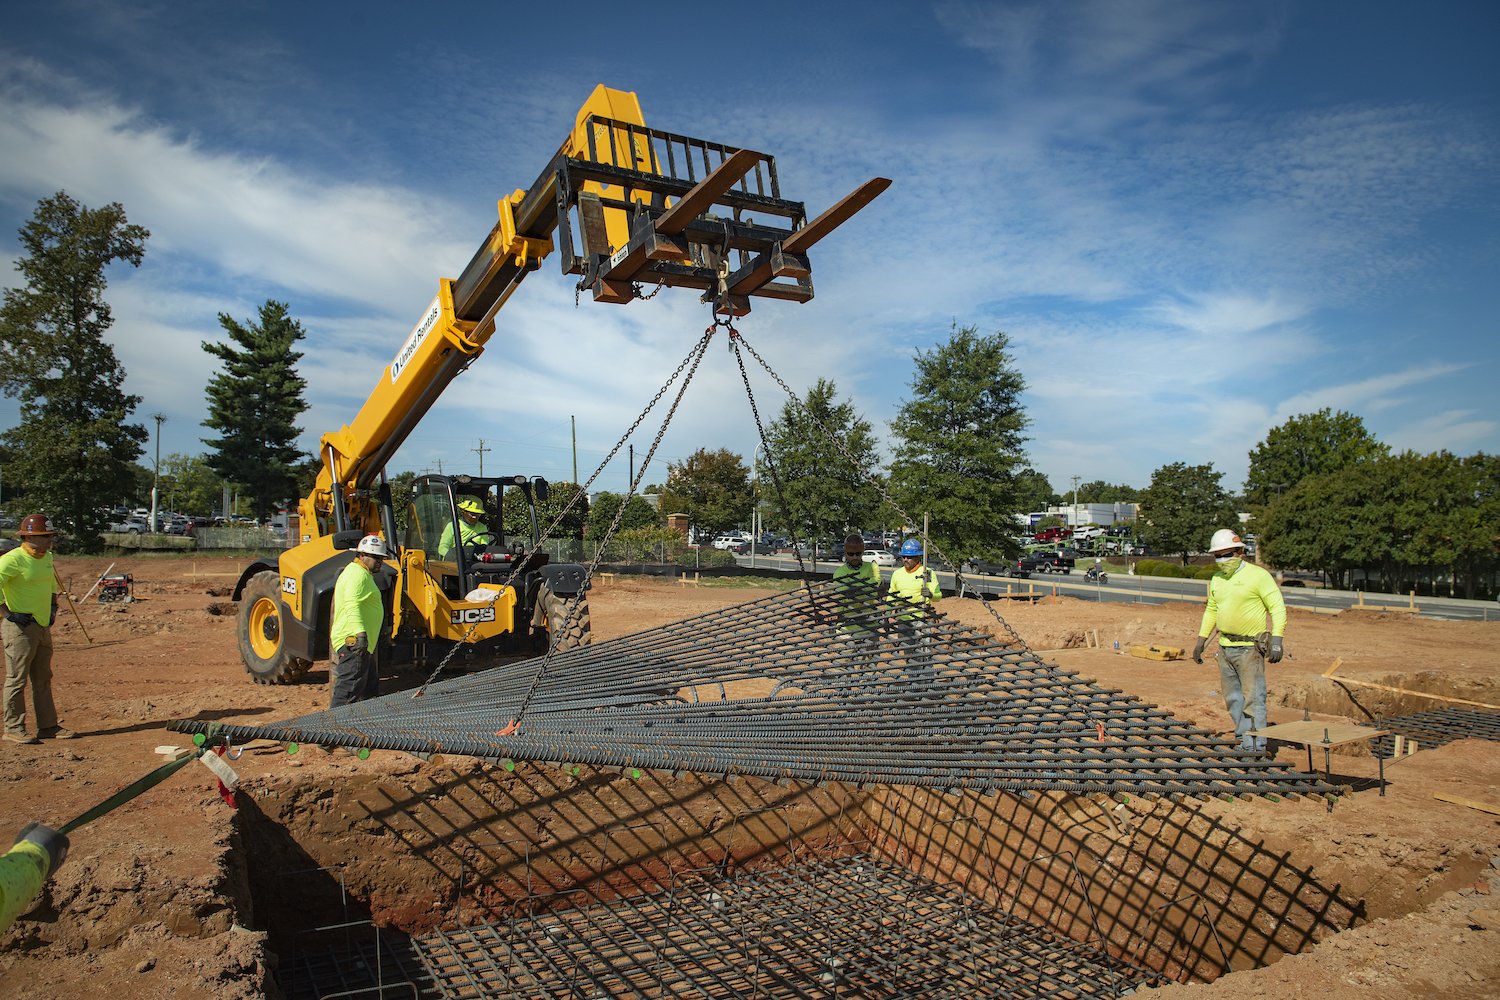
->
1019, 550, 1074, 574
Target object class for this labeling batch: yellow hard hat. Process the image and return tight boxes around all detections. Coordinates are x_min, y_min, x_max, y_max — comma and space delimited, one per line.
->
457, 497, 484, 515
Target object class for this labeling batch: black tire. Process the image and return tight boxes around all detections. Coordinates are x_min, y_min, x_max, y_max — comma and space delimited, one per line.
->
540, 585, 592, 651
237, 570, 312, 685
1035, 563, 1051, 574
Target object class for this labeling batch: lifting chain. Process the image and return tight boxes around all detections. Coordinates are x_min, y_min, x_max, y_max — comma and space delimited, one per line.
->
412, 328, 718, 701
496, 329, 717, 733
730, 332, 1108, 740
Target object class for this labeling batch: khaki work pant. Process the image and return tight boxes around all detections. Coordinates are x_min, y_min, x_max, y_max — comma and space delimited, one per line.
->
3, 619, 58, 738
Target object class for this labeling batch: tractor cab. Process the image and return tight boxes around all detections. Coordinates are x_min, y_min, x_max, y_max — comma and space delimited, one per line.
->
405, 474, 551, 602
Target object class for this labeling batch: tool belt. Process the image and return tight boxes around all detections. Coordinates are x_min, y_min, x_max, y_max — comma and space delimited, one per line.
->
1221, 630, 1270, 656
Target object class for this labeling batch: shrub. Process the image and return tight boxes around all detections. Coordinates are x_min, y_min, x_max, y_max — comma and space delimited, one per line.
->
1134, 558, 1217, 580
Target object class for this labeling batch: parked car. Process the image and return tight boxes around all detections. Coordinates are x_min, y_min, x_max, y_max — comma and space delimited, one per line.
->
862, 547, 896, 567
108, 517, 150, 534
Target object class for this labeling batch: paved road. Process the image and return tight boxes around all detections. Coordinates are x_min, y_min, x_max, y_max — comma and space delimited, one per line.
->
738, 552, 1499, 623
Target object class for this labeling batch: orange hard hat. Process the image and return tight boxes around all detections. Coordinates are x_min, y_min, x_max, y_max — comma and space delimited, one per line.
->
17, 514, 56, 537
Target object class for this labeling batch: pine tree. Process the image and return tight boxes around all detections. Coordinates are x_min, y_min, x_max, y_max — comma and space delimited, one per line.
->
0, 192, 149, 550
887, 324, 1030, 562
201, 301, 310, 520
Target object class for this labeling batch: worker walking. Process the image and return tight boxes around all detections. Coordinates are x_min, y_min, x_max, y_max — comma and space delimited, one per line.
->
330, 534, 393, 708
1192, 528, 1286, 753
1, 515, 74, 745
887, 538, 942, 688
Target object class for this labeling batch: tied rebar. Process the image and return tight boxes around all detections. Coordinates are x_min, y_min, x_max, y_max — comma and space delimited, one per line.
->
174, 580, 1338, 800
1369, 706, 1500, 756
412, 852, 1170, 999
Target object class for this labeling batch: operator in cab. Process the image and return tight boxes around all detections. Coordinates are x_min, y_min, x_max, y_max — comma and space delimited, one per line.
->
439, 497, 495, 560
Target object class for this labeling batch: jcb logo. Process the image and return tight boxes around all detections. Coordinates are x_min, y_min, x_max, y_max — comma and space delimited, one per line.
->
451, 607, 496, 625
281, 577, 297, 595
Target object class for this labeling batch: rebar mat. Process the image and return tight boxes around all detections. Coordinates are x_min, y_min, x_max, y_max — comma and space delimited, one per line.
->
174, 580, 1338, 798
1369, 706, 1500, 756
277, 922, 440, 1000
413, 852, 1169, 999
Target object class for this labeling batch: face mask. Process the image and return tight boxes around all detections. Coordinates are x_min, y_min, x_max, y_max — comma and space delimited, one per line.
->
1215, 556, 1241, 573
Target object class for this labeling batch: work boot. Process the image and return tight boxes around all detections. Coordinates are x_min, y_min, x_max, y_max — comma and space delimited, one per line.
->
4, 731, 41, 745
40, 726, 77, 740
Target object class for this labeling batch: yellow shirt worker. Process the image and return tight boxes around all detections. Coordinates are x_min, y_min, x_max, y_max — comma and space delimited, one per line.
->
0, 515, 73, 744
1193, 528, 1287, 752
329, 534, 392, 708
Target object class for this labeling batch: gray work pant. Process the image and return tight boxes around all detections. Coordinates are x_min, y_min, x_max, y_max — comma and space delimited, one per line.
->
3, 619, 58, 737
1217, 644, 1267, 750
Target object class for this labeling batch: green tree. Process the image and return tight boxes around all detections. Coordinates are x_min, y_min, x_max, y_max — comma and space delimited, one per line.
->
0, 192, 149, 550
158, 453, 230, 516
887, 324, 1029, 562
757, 378, 882, 542
201, 301, 310, 520
1261, 450, 1500, 596
389, 470, 417, 533
1013, 468, 1058, 515
504, 480, 588, 540
1077, 480, 1140, 504
656, 448, 751, 538
1137, 462, 1239, 564
1244, 408, 1387, 508
584, 491, 661, 541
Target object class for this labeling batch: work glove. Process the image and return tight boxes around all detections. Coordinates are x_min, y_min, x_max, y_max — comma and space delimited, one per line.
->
1192, 636, 1207, 664
16, 822, 69, 875
1267, 637, 1284, 664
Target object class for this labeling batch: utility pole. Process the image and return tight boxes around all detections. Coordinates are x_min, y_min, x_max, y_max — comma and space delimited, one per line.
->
472, 439, 490, 476
151, 413, 166, 532
1071, 475, 1081, 528
571, 415, 578, 484
629, 444, 634, 493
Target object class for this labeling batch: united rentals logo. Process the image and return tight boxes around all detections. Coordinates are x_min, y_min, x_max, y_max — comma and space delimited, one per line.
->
390, 296, 442, 384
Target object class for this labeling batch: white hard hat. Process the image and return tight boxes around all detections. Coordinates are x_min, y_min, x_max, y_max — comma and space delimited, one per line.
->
357, 534, 393, 558
1209, 528, 1245, 552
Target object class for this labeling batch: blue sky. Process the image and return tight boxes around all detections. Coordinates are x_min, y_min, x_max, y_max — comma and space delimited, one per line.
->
1, 1, 1495, 502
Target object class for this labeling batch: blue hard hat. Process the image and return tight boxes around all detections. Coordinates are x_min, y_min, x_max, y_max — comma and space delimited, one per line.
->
899, 538, 923, 557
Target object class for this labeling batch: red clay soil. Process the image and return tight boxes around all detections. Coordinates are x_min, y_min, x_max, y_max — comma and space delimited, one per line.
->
0, 557, 1496, 999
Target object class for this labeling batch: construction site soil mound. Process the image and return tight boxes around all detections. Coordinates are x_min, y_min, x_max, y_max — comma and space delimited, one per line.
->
0, 558, 1496, 998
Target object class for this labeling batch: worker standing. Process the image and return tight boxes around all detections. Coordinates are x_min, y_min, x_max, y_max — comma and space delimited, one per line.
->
887, 538, 941, 687
330, 534, 392, 708
832, 533, 881, 666
1192, 528, 1286, 753
1, 515, 74, 745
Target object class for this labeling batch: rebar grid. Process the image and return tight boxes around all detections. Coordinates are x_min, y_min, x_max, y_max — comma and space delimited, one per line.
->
1370, 706, 1500, 755
174, 580, 1338, 799
414, 852, 1168, 999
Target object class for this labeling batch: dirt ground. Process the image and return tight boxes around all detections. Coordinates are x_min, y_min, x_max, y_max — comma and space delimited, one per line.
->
0, 555, 1497, 998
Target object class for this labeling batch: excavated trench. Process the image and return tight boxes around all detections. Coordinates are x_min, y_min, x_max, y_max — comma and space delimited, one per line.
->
225, 751, 1491, 999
